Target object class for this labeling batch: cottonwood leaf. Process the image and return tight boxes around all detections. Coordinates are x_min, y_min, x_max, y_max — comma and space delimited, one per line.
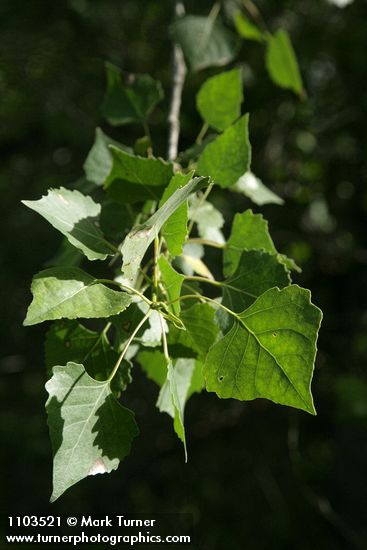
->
171, 15, 239, 72
100, 199, 134, 241
102, 62, 163, 126
196, 68, 243, 131
46, 362, 138, 501
83, 128, 132, 186
189, 196, 225, 245
45, 239, 83, 268
234, 12, 264, 42
158, 256, 184, 317
22, 188, 113, 261
232, 171, 284, 206
105, 147, 173, 204
24, 267, 132, 326
120, 176, 208, 283
204, 285, 322, 414
138, 351, 203, 458
45, 321, 132, 394
176, 243, 214, 280
266, 30, 304, 96
197, 115, 251, 188
159, 172, 192, 256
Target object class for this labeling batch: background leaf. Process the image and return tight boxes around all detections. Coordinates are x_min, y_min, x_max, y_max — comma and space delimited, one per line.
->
24, 267, 132, 326
266, 30, 304, 96
102, 62, 163, 125
46, 362, 138, 501
234, 12, 264, 42
171, 15, 239, 72
232, 171, 284, 206
22, 188, 114, 261
197, 115, 251, 188
196, 68, 243, 132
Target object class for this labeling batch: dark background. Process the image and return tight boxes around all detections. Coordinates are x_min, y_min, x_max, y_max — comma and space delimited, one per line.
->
1, 1, 366, 548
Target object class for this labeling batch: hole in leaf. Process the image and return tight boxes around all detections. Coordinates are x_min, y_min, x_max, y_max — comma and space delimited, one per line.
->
272, 332, 277, 337
219, 376, 224, 382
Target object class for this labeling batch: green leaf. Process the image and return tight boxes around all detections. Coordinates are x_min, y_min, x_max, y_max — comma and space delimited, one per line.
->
105, 147, 174, 204
232, 171, 284, 206
120, 176, 208, 283
265, 30, 304, 96
171, 15, 239, 72
102, 62, 163, 126
158, 256, 184, 317
45, 239, 83, 268
22, 187, 114, 261
223, 250, 290, 313
46, 362, 138, 501
167, 303, 220, 362
138, 351, 203, 458
234, 12, 264, 42
224, 210, 277, 277
189, 196, 225, 244
224, 209, 300, 277
159, 172, 192, 256
45, 321, 132, 394
100, 199, 134, 241
197, 115, 251, 188
204, 285, 322, 414
24, 267, 132, 326
196, 68, 243, 131
83, 128, 132, 186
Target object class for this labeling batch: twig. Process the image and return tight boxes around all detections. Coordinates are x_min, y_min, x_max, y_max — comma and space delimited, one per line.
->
167, 1, 187, 161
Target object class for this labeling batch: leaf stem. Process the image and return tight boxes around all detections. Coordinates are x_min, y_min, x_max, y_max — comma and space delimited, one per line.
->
166, 293, 240, 321
108, 310, 151, 382
195, 122, 209, 145
186, 237, 224, 249
159, 313, 170, 361
242, 0, 271, 36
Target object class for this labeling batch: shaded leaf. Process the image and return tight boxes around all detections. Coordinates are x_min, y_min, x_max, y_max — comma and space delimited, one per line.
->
196, 68, 243, 131
266, 30, 304, 96
189, 196, 225, 244
204, 285, 322, 414
197, 115, 251, 188
105, 147, 173, 204
160, 172, 192, 256
46, 362, 138, 501
45, 321, 131, 394
83, 127, 132, 186
102, 62, 163, 125
120, 176, 208, 282
22, 188, 113, 261
45, 239, 83, 268
172, 15, 239, 72
100, 199, 134, 241
24, 267, 132, 326
232, 171, 284, 206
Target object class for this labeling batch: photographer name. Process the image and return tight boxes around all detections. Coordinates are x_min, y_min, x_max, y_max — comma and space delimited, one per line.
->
80, 515, 156, 528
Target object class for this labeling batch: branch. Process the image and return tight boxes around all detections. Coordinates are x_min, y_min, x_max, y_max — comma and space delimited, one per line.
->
167, 1, 187, 161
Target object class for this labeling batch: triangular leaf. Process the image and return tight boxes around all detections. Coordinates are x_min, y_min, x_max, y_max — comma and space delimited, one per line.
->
204, 285, 322, 414
102, 63, 163, 126
22, 188, 113, 261
46, 362, 138, 501
171, 15, 239, 72
120, 176, 208, 282
105, 147, 173, 204
188, 196, 225, 245
24, 267, 132, 326
266, 30, 304, 96
196, 68, 243, 131
197, 115, 251, 188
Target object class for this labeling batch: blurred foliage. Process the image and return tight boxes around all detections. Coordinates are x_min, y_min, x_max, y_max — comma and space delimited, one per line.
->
0, 0, 366, 548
